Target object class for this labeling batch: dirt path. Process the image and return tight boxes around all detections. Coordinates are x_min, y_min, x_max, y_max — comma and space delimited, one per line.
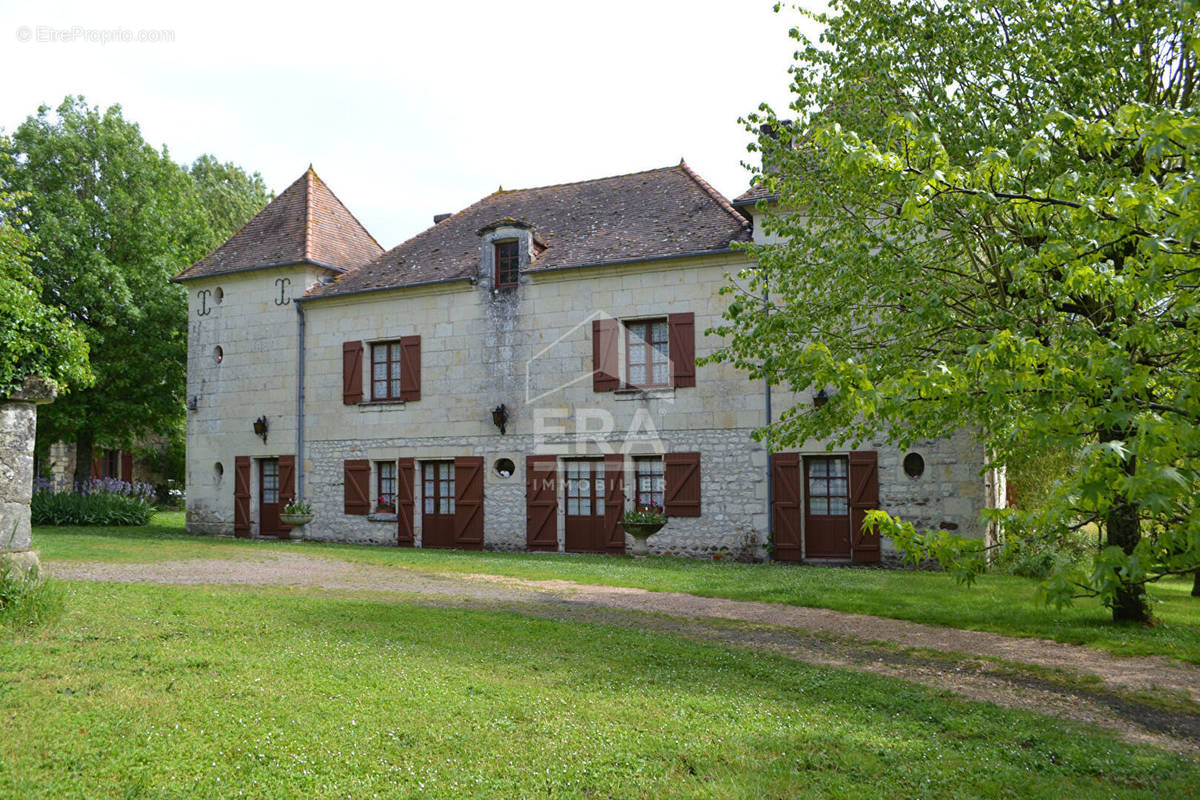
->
49, 553, 1200, 756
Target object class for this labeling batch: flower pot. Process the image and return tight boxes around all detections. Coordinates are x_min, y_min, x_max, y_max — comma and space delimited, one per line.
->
621, 521, 665, 557
280, 513, 313, 539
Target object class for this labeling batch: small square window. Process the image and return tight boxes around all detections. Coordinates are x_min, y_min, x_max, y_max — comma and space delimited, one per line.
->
634, 457, 665, 511
495, 241, 519, 289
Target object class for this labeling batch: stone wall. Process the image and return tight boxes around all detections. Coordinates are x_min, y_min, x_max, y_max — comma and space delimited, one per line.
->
1, 378, 56, 568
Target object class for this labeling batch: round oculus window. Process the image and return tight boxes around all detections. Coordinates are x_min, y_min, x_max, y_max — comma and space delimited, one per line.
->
903, 452, 925, 478
493, 458, 516, 479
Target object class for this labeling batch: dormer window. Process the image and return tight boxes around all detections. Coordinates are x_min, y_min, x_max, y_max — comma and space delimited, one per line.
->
495, 240, 519, 289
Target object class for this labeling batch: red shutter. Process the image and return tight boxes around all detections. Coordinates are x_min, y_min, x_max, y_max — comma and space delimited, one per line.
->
592, 318, 620, 391
664, 452, 701, 517
454, 456, 484, 550
526, 456, 558, 551
120, 451, 134, 483
396, 457, 415, 546
399, 335, 421, 401
91, 455, 103, 479
342, 341, 364, 404
278, 455, 296, 534
344, 459, 370, 515
771, 453, 802, 562
668, 312, 695, 388
603, 453, 627, 553
850, 450, 881, 563
234, 456, 251, 538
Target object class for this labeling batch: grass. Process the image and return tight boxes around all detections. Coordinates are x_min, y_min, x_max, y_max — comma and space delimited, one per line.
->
2, 580, 1197, 798
0, 561, 62, 631
34, 513, 1200, 664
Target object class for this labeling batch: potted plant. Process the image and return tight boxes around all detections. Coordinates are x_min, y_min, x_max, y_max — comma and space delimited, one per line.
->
621, 504, 666, 557
280, 498, 314, 537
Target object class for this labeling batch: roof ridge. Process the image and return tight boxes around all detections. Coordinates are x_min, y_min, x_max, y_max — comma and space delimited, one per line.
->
303, 166, 314, 263
499, 163, 681, 195
677, 159, 750, 229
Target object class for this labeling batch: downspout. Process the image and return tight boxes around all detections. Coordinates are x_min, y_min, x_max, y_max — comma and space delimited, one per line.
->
763, 284, 773, 560
296, 298, 306, 502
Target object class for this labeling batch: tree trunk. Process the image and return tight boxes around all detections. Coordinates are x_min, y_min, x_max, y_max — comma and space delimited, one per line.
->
1099, 427, 1150, 623
1105, 496, 1150, 621
73, 429, 94, 491
1192, 570, 1200, 598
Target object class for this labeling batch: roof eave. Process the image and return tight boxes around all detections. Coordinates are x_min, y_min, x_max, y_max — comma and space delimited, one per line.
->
170, 260, 347, 284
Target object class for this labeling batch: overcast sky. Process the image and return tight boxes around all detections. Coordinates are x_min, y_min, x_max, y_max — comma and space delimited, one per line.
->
0, 1, 824, 248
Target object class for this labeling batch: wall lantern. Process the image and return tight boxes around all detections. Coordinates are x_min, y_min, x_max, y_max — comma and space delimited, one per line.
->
253, 415, 269, 443
491, 404, 509, 435
813, 388, 829, 408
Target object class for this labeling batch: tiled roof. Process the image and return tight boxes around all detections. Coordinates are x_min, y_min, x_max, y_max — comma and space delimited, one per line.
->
732, 181, 777, 207
173, 167, 383, 281
306, 162, 750, 298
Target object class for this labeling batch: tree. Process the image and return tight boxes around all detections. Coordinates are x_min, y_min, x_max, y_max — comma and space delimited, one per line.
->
712, 1, 1199, 621
2, 97, 270, 486
0, 153, 90, 399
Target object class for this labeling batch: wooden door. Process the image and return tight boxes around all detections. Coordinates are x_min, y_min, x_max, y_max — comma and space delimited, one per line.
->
564, 460, 606, 553
804, 456, 851, 558
421, 461, 456, 549
259, 458, 283, 536
526, 456, 559, 551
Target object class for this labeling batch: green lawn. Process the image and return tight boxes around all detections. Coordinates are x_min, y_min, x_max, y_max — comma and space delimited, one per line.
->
2, 580, 1197, 799
34, 513, 1200, 664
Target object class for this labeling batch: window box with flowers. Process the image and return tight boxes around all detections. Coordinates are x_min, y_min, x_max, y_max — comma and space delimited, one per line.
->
621, 504, 666, 557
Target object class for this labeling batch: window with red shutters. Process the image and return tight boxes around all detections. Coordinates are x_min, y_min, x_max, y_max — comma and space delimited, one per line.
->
344, 459, 370, 515
495, 240, 519, 289
342, 341, 363, 404
625, 318, 670, 388
376, 461, 397, 512
664, 452, 701, 517
370, 341, 404, 401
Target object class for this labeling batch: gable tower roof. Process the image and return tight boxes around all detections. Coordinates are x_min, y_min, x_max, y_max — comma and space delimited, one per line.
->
173, 166, 383, 281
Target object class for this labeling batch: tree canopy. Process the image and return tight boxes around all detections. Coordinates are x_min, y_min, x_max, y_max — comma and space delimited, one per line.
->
0, 156, 90, 399
712, 0, 1200, 620
2, 96, 271, 484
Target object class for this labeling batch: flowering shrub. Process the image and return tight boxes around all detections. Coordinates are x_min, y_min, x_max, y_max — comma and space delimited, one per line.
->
376, 495, 395, 512
31, 476, 155, 526
282, 498, 312, 516
623, 504, 666, 526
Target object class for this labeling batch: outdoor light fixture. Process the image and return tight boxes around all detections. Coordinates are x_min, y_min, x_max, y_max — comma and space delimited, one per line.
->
814, 388, 829, 408
253, 415, 269, 443
491, 404, 509, 435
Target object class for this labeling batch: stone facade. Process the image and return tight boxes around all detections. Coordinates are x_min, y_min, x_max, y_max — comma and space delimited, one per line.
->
179, 165, 1001, 559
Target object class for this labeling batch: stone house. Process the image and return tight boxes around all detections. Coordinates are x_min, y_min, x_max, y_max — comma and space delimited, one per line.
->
173, 163, 1000, 561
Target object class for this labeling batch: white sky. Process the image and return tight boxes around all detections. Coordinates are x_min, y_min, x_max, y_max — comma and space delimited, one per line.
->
0, 0, 824, 247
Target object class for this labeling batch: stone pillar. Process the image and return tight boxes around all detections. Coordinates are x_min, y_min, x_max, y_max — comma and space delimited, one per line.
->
0, 376, 57, 573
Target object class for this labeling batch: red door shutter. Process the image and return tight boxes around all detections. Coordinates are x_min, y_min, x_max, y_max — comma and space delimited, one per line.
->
120, 451, 134, 483
343, 341, 363, 404
592, 318, 620, 391
91, 455, 103, 480
399, 335, 421, 402
668, 312, 695, 388
278, 455, 296, 534
850, 450, 880, 563
603, 453, 627, 553
344, 459, 370, 515
234, 456, 251, 538
771, 453, 802, 562
526, 456, 558, 551
454, 456, 484, 550
664, 452, 701, 517
396, 457, 415, 546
